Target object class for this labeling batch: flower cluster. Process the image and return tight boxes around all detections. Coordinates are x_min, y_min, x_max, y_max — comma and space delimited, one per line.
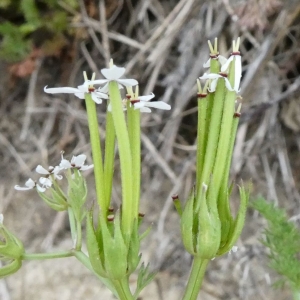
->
44, 61, 171, 113
14, 154, 93, 193
200, 37, 242, 93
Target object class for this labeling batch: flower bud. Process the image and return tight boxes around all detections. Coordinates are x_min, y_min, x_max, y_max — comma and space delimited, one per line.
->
181, 184, 221, 259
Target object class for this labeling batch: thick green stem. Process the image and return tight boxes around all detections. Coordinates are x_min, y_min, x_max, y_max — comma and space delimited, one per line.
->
113, 277, 134, 300
22, 251, 73, 260
108, 81, 133, 236
104, 111, 115, 207
84, 93, 107, 214
182, 257, 209, 300
127, 105, 141, 218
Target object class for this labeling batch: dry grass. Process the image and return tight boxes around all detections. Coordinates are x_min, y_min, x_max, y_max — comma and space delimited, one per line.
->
1, 0, 300, 299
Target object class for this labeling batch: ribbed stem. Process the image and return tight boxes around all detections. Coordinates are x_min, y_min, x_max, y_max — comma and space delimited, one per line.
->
84, 93, 106, 214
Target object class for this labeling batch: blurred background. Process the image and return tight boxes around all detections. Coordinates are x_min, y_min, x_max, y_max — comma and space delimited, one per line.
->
0, 0, 300, 299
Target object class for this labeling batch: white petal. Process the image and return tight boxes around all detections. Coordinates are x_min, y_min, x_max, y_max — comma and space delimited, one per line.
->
221, 56, 233, 72
0, 214, 3, 224
74, 92, 85, 99
39, 177, 52, 187
89, 79, 109, 85
36, 165, 49, 175
44, 86, 80, 94
99, 83, 109, 93
91, 93, 102, 104
138, 93, 155, 102
209, 78, 218, 92
72, 154, 86, 167
36, 184, 46, 193
144, 101, 171, 110
224, 78, 234, 91
107, 103, 112, 111
140, 107, 151, 113
95, 91, 108, 99
234, 55, 242, 92
60, 159, 72, 169
77, 84, 88, 93
80, 164, 94, 171
117, 78, 138, 87
52, 166, 61, 175
218, 55, 227, 66
25, 178, 36, 188
14, 185, 33, 191
133, 102, 145, 109
203, 58, 211, 68
199, 73, 222, 80
101, 65, 125, 80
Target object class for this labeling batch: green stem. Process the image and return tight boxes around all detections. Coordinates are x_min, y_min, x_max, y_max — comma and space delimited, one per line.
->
211, 62, 236, 195
113, 277, 134, 300
197, 79, 225, 200
22, 251, 73, 260
104, 111, 115, 208
68, 207, 77, 244
84, 93, 106, 214
108, 82, 133, 236
127, 105, 141, 218
75, 218, 82, 250
182, 257, 209, 300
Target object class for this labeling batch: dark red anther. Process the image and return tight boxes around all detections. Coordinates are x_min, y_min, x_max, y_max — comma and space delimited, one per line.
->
234, 112, 241, 118
126, 94, 131, 99
210, 53, 219, 59
172, 194, 179, 201
88, 87, 95, 92
231, 51, 241, 56
108, 207, 114, 213
107, 214, 114, 222
130, 99, 140, 104
219, 72, 228, 78
138, 212, 145, 218
197, 93, 207, 98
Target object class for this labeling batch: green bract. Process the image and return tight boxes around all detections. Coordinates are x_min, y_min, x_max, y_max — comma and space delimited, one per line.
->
0, 218, 24, 278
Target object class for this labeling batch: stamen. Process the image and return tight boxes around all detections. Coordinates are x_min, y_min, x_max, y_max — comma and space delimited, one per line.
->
130, 99, 140, 104
219, 72, 228, 78
171, 194, 179, 200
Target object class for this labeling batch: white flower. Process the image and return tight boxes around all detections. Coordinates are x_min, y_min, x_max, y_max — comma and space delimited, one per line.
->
203, 54, 227, 68
90, 65, 138, 93
199, 73, 234, 92
0, 214, 3, 224
131, 93, 171, 113
220, 37, 242, 93
44, 81, 108, 104
59, 154, 94, 171
14, 178, 51, 193
220, 54, 241, 93
36, 165, 62, 180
